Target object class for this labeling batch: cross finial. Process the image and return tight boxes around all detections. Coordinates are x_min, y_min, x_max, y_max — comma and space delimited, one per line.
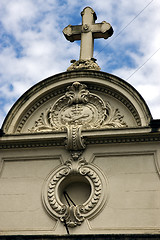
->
63, 7, 113, 71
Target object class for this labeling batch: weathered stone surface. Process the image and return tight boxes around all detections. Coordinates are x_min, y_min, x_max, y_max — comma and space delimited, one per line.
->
67, 59, 101, 71
0, 5, 159, 239
0, 71, 159, 236
63, 7, 113, 70
1, 71, 152, 135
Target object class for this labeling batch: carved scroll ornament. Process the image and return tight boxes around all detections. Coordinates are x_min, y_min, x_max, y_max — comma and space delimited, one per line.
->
40, 82, 115, 227
42, 154, 108, 227
29, 82, 127, 134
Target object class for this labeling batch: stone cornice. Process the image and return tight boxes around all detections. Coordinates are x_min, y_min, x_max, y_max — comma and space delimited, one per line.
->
0, 127, 159, 149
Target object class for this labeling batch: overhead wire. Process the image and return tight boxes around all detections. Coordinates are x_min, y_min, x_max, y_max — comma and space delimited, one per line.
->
126, 47, 160, 80
95, 0, 155, 57
95, 0, 158, 81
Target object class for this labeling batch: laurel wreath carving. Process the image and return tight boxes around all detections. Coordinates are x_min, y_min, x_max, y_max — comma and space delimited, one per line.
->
43, 156, 106, 227
79, 166, 102, 214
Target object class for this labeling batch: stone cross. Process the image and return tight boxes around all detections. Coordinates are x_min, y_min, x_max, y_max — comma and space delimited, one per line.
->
63, 7, 113, 60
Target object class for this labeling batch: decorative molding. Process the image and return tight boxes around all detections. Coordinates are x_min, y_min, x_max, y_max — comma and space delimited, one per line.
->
1, 132, 160, 149
16, 88, 66, 133
28, 82, 127, 134
88, 85, 141, 126
85, 135, 160, 145
14, 76, 144, 133
0, 138, 65, 149
67, 59, 101, 71
3, 70, 151, 134
154, 152, 160, 178
42, 153, 108, 227
65, 126, 86, 150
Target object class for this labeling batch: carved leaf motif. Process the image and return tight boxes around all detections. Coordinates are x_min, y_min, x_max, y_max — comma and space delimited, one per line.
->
28, 112, 54, 133
43, 154, 106, 228
101, 102, 128, 128
67, 59, 101, 71
61, 206, 84, 227
65, 82, 89, 105
29, 82, 128, 133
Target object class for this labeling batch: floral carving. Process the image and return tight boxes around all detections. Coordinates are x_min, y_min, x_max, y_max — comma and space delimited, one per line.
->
29, 82, 127, 134
42, 154, 107, 228
28, 112, 53, 132
65, 82, 89, 104
67, 59, 101, 71
102, 102, 128, 128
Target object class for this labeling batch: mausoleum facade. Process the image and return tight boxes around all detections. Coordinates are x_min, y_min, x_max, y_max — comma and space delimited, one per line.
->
0, 6, 160, 240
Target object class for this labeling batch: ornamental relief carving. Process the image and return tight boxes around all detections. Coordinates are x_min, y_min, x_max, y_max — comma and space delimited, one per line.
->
42, 152, 108, 227
28, 82, 127, 133
40, 82, 127, 228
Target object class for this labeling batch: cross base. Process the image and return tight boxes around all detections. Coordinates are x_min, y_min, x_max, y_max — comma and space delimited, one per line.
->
67, 58, 101, 71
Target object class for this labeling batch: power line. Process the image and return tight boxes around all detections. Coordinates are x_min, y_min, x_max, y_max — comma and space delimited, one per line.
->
126, 47, 160, 80
95, 0, 155, 57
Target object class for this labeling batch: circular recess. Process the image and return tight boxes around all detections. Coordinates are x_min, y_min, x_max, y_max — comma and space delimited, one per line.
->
58, 174, 92, 205
42, 160, 108, 227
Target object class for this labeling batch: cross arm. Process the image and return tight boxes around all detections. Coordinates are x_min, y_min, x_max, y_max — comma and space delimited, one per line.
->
92, 21, 113, 39
63, 25, 82, 42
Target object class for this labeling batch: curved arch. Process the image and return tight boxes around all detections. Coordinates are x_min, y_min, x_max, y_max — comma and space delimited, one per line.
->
2, 70, 152, 134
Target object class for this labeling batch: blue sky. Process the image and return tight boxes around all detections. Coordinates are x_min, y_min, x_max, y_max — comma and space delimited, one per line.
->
0, 0, 160, 127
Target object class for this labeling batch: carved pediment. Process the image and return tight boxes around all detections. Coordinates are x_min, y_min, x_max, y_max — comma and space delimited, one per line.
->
28, 82, 127, 133
2, 71, 152, 135
0, 71, 153, 231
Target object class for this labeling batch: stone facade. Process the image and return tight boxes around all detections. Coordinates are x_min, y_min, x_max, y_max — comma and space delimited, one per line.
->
0, 70, 160, 237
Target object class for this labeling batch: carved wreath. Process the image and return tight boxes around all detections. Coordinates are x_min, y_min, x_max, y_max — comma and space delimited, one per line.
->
42, 156, 108, 227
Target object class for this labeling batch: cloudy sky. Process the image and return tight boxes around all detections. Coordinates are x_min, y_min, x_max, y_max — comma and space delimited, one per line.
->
0, 0, 160, 127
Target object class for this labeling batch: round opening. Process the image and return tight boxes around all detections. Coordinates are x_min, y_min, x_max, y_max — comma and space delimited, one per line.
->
58, 174, 91, 206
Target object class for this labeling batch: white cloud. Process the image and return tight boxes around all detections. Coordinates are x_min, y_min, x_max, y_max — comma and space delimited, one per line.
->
0, 0, 160, 126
